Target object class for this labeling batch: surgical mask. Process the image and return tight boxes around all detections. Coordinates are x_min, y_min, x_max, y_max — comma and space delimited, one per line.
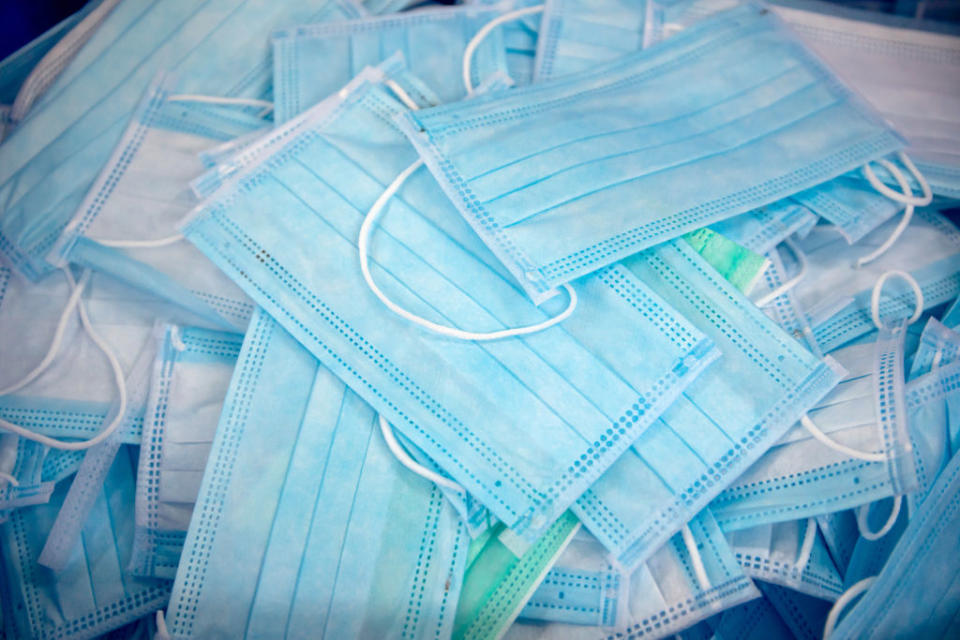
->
908, 317, 960, 381
792, 175, 904, 244
181, 65, 719, 543
46, 77, 265, 332
533, 0, 649, 82
792, 208, 960, 353
682, 228, 769, 295
160, 309, 469, 639
271, 1, 512, 123
941, 290, 960, 329
771, 0, 960, 200
710, 201, 818, 256
0, 0, 363, 280
0, 445, 171, 640
712, 326, 918, 531
572, 240, 840, 570
726, 517, 844, 601
509, 509, 759, 639
129, 324, 242, 579
709, 592, 796, 640
398, 3, 904, 303
824, 448, 960, 639
757, 581, 832, 640
815, 509, 859, 580
0, 435, 55, 511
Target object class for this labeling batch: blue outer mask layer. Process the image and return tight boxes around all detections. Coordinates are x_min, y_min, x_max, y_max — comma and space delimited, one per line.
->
0, 446, 170, 640
181, 67, 718, 542
398, 3, 903, 303
130, 324, 242, 579
0, 0, 364, 280
571, 240, 840, 569
163, 309, 469, 639
710, 201, 818, 256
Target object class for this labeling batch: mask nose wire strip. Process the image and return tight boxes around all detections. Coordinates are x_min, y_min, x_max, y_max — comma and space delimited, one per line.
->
0, 269, 90, 396
680, 523, 711, 591
754, 238, 807, 307
463, 5, 545, 94
795, 517, 817, 575
0, 269, 128, 451
358, 158, 578, 340
378, 415, 465, 493
823, 576, 877, 640
858, 152, 932, 267
0, 471, 19, 487
870, 270, 923, 330
856, 495, 902, 541
800, 415, 886, 463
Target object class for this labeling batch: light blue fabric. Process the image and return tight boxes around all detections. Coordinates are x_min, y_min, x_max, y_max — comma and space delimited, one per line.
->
791, 174, 903, 244
398, 3, 904, 303
830, 447, 960, 639
534, 0, 650, 82
710, 592, 796, 640
46, 76, 264, 331
181, 66, 718, 542
510, 509, 759, 638
815, 509, 858, 580
757, 581, 832, 640
130, 324, 242, 579
0, 434, 55, 511
162, 309, 469, 639
271, 2, 510, 123
0, 0, 364, 280
572, 240, 840, 569
709, 201, 818, 256
0, 445, 170, 640
712, 328, 918, 530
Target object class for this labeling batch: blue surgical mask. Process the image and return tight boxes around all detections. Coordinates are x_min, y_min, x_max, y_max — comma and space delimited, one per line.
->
0, 445, 171, 640
771, 0, 960, 200
726, 517, 844, 601
0, 0, 364, 280
709, 592, 796, 640
825, 447, 960, 639
572, 240, 840, 569
712, 328, 919, 530
0, 434, 55, 510
792, 208, 960, 353
511, 509, 759, 638
908, 317, 960, 380
129, 324, 242, 579
271, 2, 512, 122
815, 509, 859, 580
792, 175, 904, 244
46, 77, 265, 331
181, 66, 718, 543
533, 0, 650, 82
710, 201, 818, 256
758, 580, 832, 640
398, 3, 904, 303
161, 309, 469, 639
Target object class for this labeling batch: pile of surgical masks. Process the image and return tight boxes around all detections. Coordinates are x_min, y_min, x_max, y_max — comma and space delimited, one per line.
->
1, 0, 959, 638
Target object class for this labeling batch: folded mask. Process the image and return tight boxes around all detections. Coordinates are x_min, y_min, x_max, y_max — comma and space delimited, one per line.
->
908, 317, 960, 381
682, 228, 769, 294
826, 448, 960, 639
792, 174, 904, 244
572, 240, 840, 569
757, 580, 833, 640
815, 508, 859, 581
712, 328, 919, 530
46, 77, 263, 331
398, 3, 903, 303
709, 592, 797, 640
772, 0, 960, 199
726, 517, 844, 601
0, 0, 364, 280
710, 201, 818, 256
271, 1, 517, 123
509, 510, 759, 639
161, 309, 469, 639
181, 65, 718, 542
0, 434, 55, 511
129, 324, 242, 579
0, 445, 170, 640
791, 208, 960, 352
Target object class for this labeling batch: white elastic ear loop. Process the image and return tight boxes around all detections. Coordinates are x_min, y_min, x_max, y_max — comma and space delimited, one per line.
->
0, 269, 128, 451
358, 158, 578, 341
823, 576, 877, 640
800, 415, 886, 463
858, 153, 932, 267
166, 93, 274, 117
378, 415, 465, 493
856, 495, 902, 541
154, 610, 172, 640
680, 523, 711, 591
0, 269, 90, 396
463, 5, 545, 94
870, 270, 923, 331
94, 234, 185, 249
0, 471, 19, 487
794, 517, 817, 575
755, 238, 807, 307
383, 79, 420, 111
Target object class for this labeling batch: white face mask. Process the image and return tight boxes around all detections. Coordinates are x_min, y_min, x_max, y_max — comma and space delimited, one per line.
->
773, 3, 960, 198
